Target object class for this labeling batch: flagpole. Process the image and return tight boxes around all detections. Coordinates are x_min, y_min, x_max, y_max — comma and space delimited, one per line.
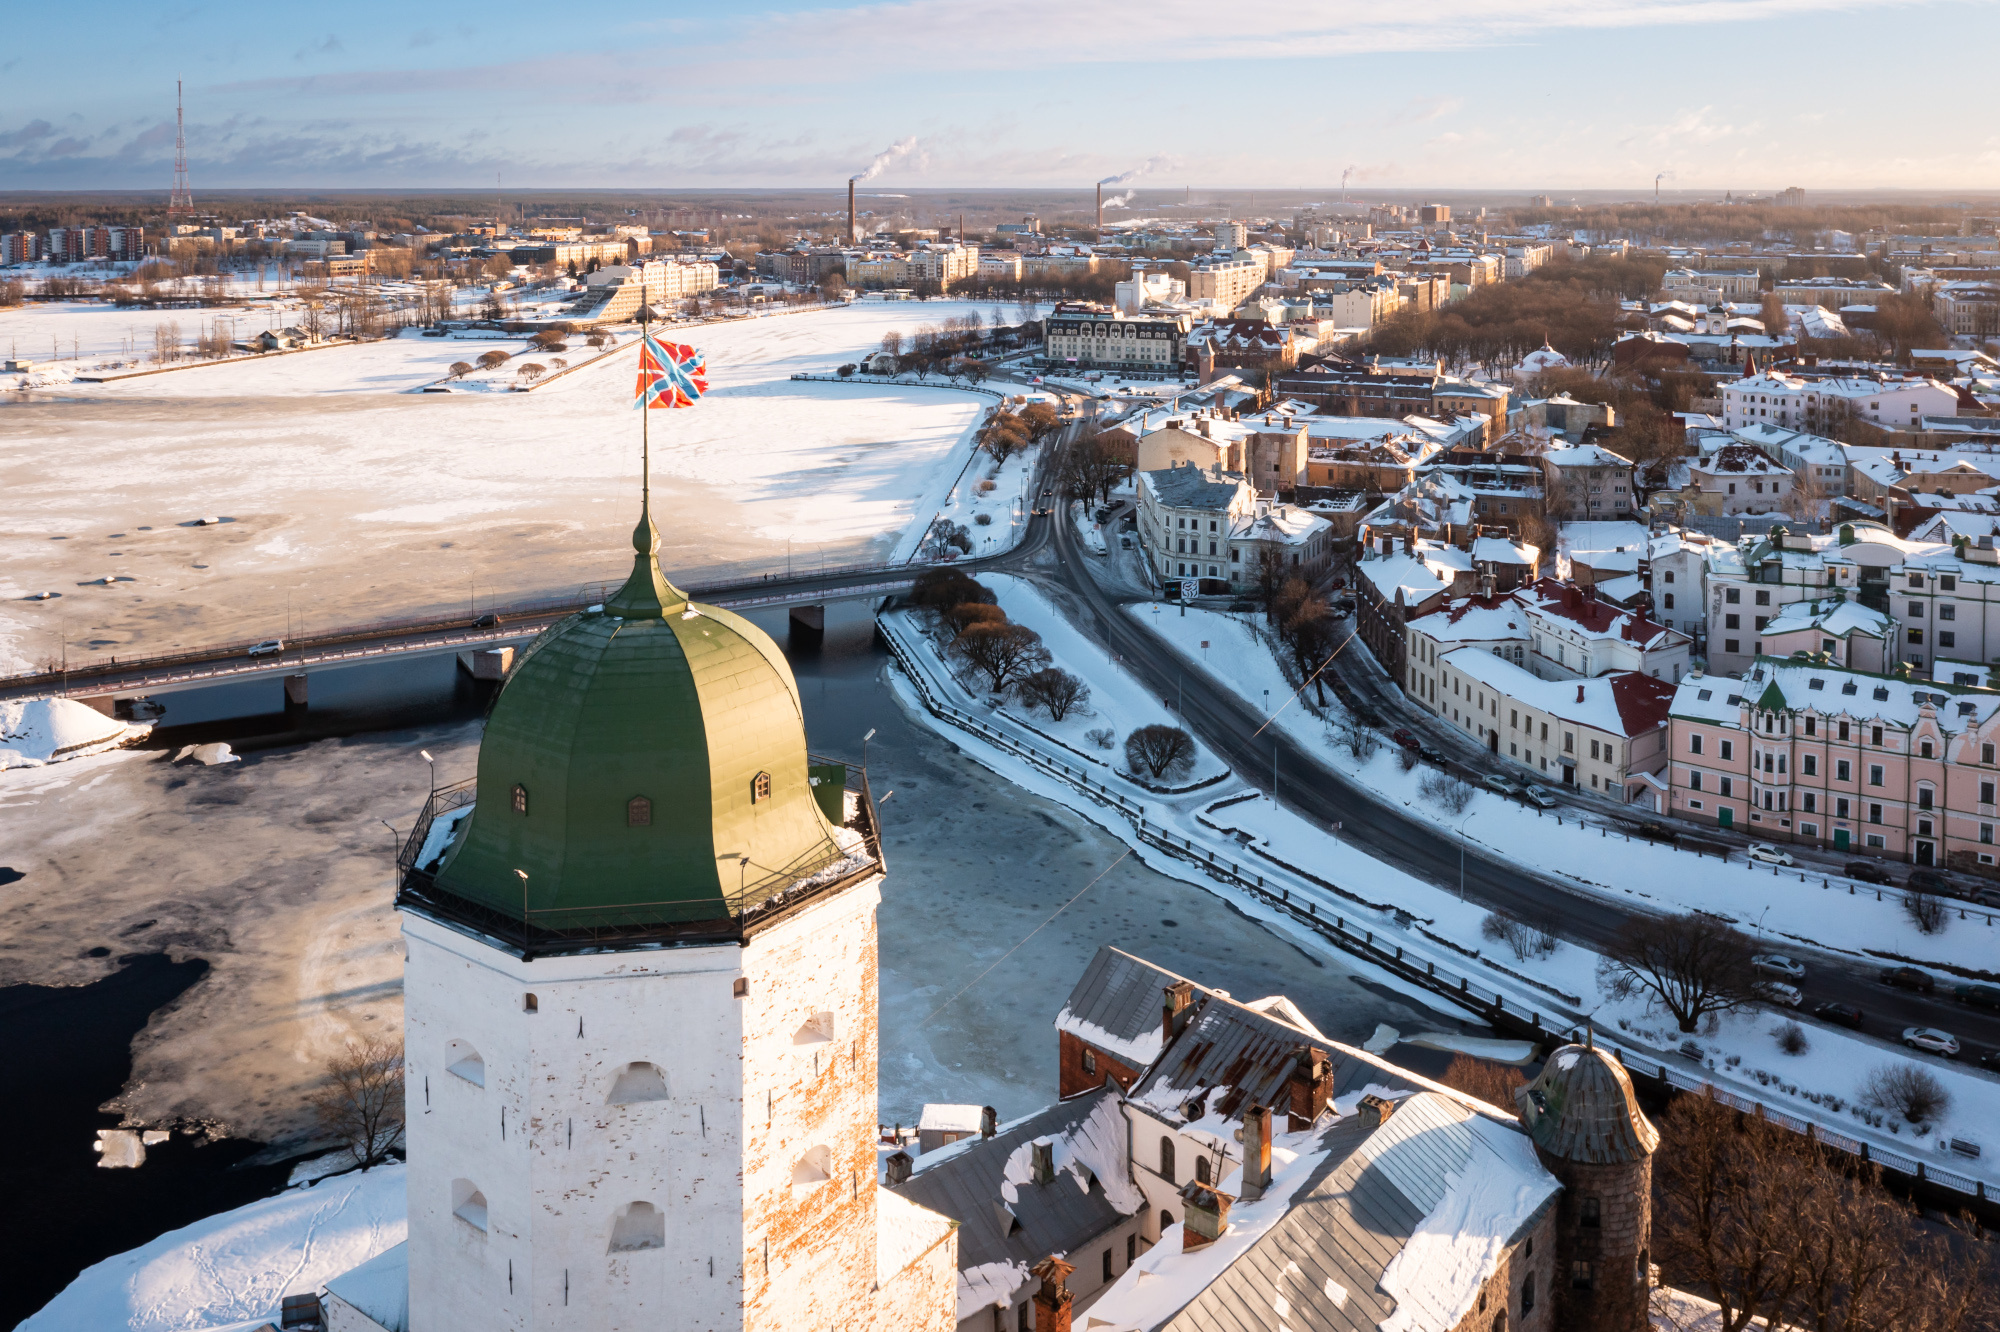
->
640, 304, 650, 515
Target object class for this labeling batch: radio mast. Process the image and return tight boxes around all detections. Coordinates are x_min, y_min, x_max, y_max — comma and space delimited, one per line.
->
168, 79, 194, 216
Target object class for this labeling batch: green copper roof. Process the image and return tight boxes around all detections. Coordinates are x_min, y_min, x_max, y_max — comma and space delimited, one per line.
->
432, 504, 847, 930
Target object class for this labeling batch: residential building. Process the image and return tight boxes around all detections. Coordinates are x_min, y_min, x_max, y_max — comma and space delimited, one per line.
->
1539, 444, 1636, 522
1732, 423, 1851, 498
905, 242, 979, 290
1933, 282, 2000, 337
1665, 656, 2000, 868
1184, 255, 1265, 312
0, 232, 38, 264
976, 252, 1023, 282
1042, 302, 1191, 370
1663, 268, 1760, 300
1187, 319, 1298, 377
576, 259, 721, 322
1322, 276, 1404, 328
1134, 414, 1249, 475
1113, 270, 1185, 312
1429, 646, 1675, 798
1771, 276, 1897, 309
1134, 464, 1332, 590
1896, 538, 2000, 682
1503, 242, 1554, 277
1756, 598, 1895, 671
1684, 443, 1794, 516
1701, 523, 1914, 676
1355, 537, 1457, 682
1515, 579, 1691, 682
45, 226, 111, 263
1639, 529, 1717, 642
1719, 370, 1963, 434
1517, 393, 1617, 444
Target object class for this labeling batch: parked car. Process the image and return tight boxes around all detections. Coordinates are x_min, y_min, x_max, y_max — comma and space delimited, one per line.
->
1755, 981, 1804, 1008
1636, 821, 1671, 842
1880, 966, 1937, 993
1812, 1002, 1865, 1029
1844, 861, 1893, 885
474, 613, 502, 628
1523, 786, 1557, 809
1753, 954, 1807, 981
1980, 1050, 2000, 1072
247, 639, 285, 657
1953, 983, 2000, 1011
1418, 745, 1444, 763
1392, 729, 1416, 748
1747, 843, 1795, 867
1907, 868, 1950, 894
1483, 774, 1520, 795
1902, 1027, 1961, 1057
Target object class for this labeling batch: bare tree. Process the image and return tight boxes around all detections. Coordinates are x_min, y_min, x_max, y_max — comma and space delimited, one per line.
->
939, 601, 1006, 638
1861, 1062, 1951, 1123
516, 361, 547, 382
1902, 889, 1948, 935
1417, 769, 1475, 814
1015, 667, 1090, 721
881, 330, 903, 358
476, 349, 510, 371
950, 623, 1051, 692
1125, 725, 1196, 781
1334, 715, 1379, 760
1481, 910, 1560, 962
309, 1036, 405, 1170
1597, 911, 1757, 1033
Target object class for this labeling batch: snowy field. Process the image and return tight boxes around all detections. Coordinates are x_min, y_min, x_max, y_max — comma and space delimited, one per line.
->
21, 1163, 404, 1332
0, 300, 1011, 669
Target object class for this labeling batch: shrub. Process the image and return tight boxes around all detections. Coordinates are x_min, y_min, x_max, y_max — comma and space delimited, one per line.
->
1902, 890, 1947, 935
1016, 668, 1091, 722
447, 361, 472, 380
1085, 727, 1115, 751
1481, 911, 1559, 962
1862, 1062, 1950, 1123
1335, 717, 1379, 760
974, 513, 993, 526
476, 349, 510, 370
940, 602, 1006, 638
1417, 769, 1474, 814
977, 479, 997, 494
1125, 725, 1196, 781
1774, 1021, 1810, 1055
1398, 744, 1420, 771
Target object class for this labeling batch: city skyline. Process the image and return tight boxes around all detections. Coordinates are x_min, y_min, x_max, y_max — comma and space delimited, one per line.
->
2, 0, 1995, 193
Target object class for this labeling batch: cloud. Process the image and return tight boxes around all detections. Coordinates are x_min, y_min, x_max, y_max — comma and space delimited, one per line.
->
46, 136, 91, 156
0, 119, 55, 148
293, 33, 344, 61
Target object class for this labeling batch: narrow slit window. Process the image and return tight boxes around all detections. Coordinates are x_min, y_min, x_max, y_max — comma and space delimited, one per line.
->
511, 783, 529, 815
627, 795, 652, 827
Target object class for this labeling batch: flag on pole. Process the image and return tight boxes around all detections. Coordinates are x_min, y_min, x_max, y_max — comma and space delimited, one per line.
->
634, 335, 708, 409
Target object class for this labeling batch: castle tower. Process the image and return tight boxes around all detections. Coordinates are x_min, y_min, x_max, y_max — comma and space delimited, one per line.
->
1515, 1042, 1660, 1332
395, 500, 955, 1330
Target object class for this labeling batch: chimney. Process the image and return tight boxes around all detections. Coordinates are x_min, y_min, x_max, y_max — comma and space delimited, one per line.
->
1030, 1139, 1056, 1186
884, 1150, 913, 1187
1286, 1046, 1335, 1131
1031, 1256, 1077, 1332
1162, 980, 1197, 1046
1179, 1181, 1234, 1251
1576, 683, 1586, 704
980, 1105, 998, 1139
1096, 182, 1103, 234
1355, 1093, 1397, 1130
1239, 1105, 1273, 1201
847, 179, 856, 245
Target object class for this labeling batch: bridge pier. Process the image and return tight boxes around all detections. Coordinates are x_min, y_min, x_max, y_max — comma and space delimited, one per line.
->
456, 647, 515, 681
284, 674, 309, 709
789, 604, 825, 642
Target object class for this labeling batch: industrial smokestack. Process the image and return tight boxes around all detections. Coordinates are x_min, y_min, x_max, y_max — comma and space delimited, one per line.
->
848, 179, 856, 245
1096, 182, 1103, 234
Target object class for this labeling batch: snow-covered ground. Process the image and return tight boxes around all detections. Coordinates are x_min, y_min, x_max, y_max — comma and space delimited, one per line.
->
21, 1164, 405, 1332
0, 300, 1006, 668
900, 441, 1041, 565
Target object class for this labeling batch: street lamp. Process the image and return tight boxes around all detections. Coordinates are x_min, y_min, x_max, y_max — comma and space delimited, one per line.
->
862, 727, 876, 772
1455, 806, 1479, 901
420, 749, 436, 794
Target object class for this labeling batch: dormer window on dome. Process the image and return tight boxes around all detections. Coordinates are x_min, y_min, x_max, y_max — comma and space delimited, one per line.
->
511, 784, 529, 815
752, 771, 772, 804
627, 796, 652, 827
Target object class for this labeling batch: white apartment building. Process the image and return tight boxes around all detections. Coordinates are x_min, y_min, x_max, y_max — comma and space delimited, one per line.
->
1686, 443, 1794, 515
1322, 278, 1403, 329
1114, 271, 1186, 312
1042, 302, 1191, 369
1135, 465, 1333, 589
1732, 423, 1851, 497
1185, 256, 1265, 312
1503, 243, 1554, 277
1720, 370, 1962, 433
905, 242, 979, 290
1663, 268, 1760, 300
1771, 276, 1898, 309
1894, 539, 2000, 683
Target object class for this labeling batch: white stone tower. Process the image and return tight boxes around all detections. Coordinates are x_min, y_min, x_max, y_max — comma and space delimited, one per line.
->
393, 502, 955, 1330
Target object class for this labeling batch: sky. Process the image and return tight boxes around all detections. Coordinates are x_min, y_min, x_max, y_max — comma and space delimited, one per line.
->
2, 0, 1996, 194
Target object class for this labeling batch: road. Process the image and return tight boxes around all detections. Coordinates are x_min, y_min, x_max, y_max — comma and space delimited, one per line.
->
1006, 426, 2000, 1069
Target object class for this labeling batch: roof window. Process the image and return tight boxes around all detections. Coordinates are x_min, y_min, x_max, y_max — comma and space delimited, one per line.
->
1873, 687, 1890, 701
1726, 695, 1742, 706
1697, 689, 1713, 702
1808, 679, 1825, 690
1842, 681, 1858, 695
1959, 702, 1977, 717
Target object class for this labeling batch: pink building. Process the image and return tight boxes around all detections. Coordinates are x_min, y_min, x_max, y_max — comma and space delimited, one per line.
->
1665, 656, 2000, 870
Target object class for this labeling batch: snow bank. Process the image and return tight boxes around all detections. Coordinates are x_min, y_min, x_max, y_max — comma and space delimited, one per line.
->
958, 1260, 1032, 1322
22, 1163, 406, 1332
0, 696, 144, 770
998, 1094, 1145, 1214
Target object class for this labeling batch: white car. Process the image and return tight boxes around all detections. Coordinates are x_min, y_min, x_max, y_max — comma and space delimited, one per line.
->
1755, 981, 1804, 1008
1752, 954, 1807, 981
1523, 786, 1557, 809
1903, 1027, 1961, 1057
1747, 843, 1795, 867
1483, 774, 1520, 795
247, 639, 285, 657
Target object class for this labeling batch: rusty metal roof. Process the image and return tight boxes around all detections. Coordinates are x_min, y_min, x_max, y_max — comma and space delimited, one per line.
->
1515, 1043, 1660, 1164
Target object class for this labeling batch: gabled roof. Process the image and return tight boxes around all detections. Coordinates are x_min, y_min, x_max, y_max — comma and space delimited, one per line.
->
1516, 577, 1679, 648
1056, 945, 1190, 1069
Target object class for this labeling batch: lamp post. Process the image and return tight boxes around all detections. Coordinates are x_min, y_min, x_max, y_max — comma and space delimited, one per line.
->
420, 749, 436, 794
515, 869, 529, 920
1455, 807, 1478, 901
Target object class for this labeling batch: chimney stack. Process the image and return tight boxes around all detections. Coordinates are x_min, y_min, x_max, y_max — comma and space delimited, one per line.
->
1356, 1093, 1397, 1130
1031, 1257, 1077, 1332
1162, 980, 1197, 1047
1286, 1047, 1335, 1131
1240, 1105, 1272, 1201
884, 1150, 913, 1187
1030, 1139, 1056, 1186
979, 1105, 998, 1139
1179, 1181, 1234, 1251
1096, 182, 1103, 233
847, 179, 856, 245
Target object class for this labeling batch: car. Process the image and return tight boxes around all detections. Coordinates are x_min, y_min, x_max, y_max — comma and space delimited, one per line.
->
1753, 954, 1807, 981
1844, 861, 1894, 885
1392, 729, 1416, 748
1979, 1050, 2000, 1072
1902, 1027, 1961, 1057
1747, 843, 1795, 867
1812, 1002, 1865, 1029
1418, 745, 1444, 763
1523, 786, 1557, 809
1880, 965, 1937, 993
247, 639, 285, 657
1954, 983, 2000, 1011
1119, 535, 1134, 549
1637, 821, 1671, 841
474, 613, 502, 628
1483, 774, 1520, 795
1906, 868, 1950, 894
1755, 981, 1804, 1008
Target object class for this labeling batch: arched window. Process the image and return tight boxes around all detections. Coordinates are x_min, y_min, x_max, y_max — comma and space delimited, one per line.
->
1194, 1156, 1211, 1185
511, 783, 528, 815
752, 771, 772, 804
607, 1061, 670, 1104
1159, 1208, 1175, 1234
523, 993, 538, 1013
452, 1179, 488, 1233
446, 1040, 485, 1087
792, 1146, 831, 1187
627, 796, 652, 827
1581, 1195, 1601, 1227
608, 1201, 665, 1253
1159, 1137, 1175, 1184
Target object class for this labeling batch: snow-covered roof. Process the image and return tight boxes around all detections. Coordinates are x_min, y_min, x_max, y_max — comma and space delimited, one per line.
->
1760, 597, 1893, 639
1517, 577, 1680, 649
1357, 551, 1455, 606
1691, 443, 1786, 476
1675, 658, 2000, 731
1406, 596, 1526, 645
1441, 648, 1675, 738
1141, 465, 1254, 512
1542, 443, 1632, 468
323, 1240, 407, 1332
1559, 520, 1651, 555
1055, 945, 1188, 1069
918, 1104, 986, 1134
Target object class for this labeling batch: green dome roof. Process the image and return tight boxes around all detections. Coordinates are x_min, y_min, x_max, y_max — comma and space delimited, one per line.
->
431, 507, 847, 931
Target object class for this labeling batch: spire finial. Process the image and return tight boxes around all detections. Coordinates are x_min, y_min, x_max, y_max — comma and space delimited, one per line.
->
606, 304, 685, 619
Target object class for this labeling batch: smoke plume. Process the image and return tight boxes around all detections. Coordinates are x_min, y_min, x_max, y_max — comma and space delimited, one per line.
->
852, 137, 918, 183
1098, 156, 1170, 187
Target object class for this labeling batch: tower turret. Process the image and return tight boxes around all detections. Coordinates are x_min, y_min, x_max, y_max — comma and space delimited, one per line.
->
1515, 1041, 1660, 1332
